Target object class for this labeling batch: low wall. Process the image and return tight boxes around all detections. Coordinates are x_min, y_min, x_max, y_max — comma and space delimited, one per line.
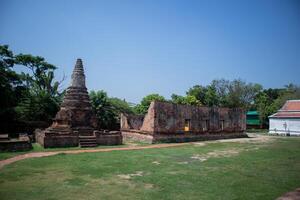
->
43, 135, 78, 148
36, 129, 123, 147
153, 132, 248, 143
122, 131, 153, 144
35, 130, 79, 148
121, 114, 144, 130
96, 131, 123, 145
35, 129, 45, 146
122, 130, 247, 144
0, 140, 32, 152
1, 121, 50, 138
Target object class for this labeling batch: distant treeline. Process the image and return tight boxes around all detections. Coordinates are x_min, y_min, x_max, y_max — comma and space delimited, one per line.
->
1, 45, 299, 133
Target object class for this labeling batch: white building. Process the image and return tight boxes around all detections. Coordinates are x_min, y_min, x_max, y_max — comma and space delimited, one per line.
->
269, 100, 300, 136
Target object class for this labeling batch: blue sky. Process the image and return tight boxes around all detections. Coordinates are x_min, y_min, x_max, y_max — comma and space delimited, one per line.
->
1, 0, 300, 103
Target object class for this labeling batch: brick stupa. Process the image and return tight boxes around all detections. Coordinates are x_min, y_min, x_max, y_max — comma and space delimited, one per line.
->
36, 59, 122, 148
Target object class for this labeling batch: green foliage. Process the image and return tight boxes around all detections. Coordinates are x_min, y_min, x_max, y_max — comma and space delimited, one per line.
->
171, 94, 201, 105
0, 45, 26, 122
0, 44, 63, 130
15, 90, 62, 122
90, 90, 135, 129
254, 92, 270, 124
14, 54, 62, 122
204, 85, 219, 106
171, 94, 186, 105
15, 54, 59, 94
224, 79, 262, 109
185, 79, 262, 109
254, 85, 300, 125
135, 93, 166, 114
186, 85, 207, 104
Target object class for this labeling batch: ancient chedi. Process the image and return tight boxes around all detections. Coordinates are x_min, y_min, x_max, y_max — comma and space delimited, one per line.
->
36, 59, 122, 148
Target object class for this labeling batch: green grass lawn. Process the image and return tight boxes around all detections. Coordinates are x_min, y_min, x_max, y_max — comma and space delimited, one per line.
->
0, 136, 300, 200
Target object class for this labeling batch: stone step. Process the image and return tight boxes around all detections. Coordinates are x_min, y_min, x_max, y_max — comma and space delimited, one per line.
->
0, 134, 9, 141
79, 135, 96, 139
79, 138, 97, 142
80, 142, 96, 145
79, 134, 97, 147
80, 143, 97, 148
79, 140, 97, 147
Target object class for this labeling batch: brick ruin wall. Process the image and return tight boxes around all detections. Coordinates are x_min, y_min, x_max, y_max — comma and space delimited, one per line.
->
121, 101, 247, 143
150, 101, 246, 134
35, 129, 122, 148
120, 114, 144, 130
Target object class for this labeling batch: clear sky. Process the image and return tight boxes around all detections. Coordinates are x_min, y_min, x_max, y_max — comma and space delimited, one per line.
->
1, 0, 300, 103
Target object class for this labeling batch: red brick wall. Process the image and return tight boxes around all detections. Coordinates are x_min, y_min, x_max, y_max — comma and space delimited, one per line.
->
151, 101, 246, 134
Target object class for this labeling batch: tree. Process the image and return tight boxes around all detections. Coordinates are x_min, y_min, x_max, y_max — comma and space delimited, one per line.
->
0, 45, 25, 123
211, 79, 230, 106
254, 85, 300, 127
171, 94, 201, 106
212, 79, 262, 109
90, 90, 114, 129
204, 85, 219, 106
90, 90, 135, 130
135, 94, 166, 114
254, 92, 269, 126
270, 84, 300, 111
187, 79, 261, 109
186, 85, 207, 105
14, 54, 63, 122
0, 44, 63, 126
15, 89, 61, 122
15, 54, 59, 94
171, 94, 187, 105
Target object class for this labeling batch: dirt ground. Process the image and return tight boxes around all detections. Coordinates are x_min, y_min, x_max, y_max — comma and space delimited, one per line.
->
276, 188, 300, 200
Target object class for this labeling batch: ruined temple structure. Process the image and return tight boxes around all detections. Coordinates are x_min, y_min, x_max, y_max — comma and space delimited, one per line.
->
121, 101, 247, 143
36, 59, 122, 148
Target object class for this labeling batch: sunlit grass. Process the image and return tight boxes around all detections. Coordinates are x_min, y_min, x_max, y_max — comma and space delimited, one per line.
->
0, 137, 299, 200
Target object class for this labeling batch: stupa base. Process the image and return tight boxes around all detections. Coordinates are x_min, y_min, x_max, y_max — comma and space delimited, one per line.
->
35, 129, 122, 148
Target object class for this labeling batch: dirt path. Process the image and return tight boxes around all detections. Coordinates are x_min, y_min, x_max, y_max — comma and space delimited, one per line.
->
0, 134, 273, 169
0, 143, 187, 169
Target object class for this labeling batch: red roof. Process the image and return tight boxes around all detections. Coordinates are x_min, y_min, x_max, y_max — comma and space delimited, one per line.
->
269, 100, 300, 118
280, 100, 300, 111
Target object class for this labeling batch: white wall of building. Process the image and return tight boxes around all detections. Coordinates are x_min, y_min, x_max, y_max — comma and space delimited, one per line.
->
269, 118, 300, 135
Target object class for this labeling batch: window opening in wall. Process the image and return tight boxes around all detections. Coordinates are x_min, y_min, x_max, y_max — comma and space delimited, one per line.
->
206, 120, 210, 131
220, 120, 225, 131
184, 119, 191, 131
203, 120, 210, 131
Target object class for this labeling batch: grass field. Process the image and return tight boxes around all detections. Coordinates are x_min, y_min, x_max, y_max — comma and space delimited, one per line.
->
0, 135, 299, 200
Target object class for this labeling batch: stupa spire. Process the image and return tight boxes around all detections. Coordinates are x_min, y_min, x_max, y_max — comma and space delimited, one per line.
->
71, 58, 86, 88
36, 58, 122, 148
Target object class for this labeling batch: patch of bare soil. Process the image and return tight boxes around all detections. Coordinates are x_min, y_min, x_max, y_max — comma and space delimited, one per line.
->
0, 152, 59, 169
192, 142, 207, 147
152, 161, 160, 165
185, 134, 276, 164
192, 133, 275, 147
190, 149, 240, 162
214, 133, 275, 144
144, 183, 154, 189
117, 171, 144, 180
177, 161, 189, 165
276, 188, 300, 200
